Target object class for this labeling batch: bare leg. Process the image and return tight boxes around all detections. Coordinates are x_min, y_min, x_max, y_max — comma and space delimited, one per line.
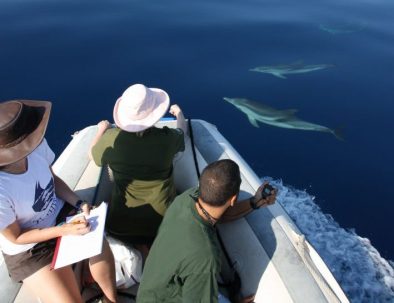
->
89, 238, 117, 302
23, 264, 82, 303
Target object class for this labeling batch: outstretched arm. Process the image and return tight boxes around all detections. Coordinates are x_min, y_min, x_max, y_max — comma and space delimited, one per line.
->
1, 217, 90, 245
89, 120, 112, 161
169, 104, 188, 136
220, 183, 277, 222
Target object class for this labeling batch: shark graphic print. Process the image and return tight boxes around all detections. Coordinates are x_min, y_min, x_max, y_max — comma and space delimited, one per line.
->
32, 177, 57, 224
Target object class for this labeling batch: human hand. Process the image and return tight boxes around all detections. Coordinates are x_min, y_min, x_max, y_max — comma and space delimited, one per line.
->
169, 104, 183, 118
97, 120, 111, 133
254, 182, 277, 208
75, 199, 92, 216
62, 216, 91, 236
80, 201, 92, 216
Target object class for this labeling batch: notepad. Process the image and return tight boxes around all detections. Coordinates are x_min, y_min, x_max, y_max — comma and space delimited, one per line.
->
51, 202, 108, 270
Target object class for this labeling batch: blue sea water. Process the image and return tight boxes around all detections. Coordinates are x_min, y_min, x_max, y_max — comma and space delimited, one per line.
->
0, 0, 393, 301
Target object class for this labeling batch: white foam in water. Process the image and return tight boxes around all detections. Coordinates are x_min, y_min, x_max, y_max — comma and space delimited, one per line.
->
262, 178, 394, 303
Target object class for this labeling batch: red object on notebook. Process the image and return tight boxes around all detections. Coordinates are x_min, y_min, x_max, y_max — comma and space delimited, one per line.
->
50, 237, 62, 270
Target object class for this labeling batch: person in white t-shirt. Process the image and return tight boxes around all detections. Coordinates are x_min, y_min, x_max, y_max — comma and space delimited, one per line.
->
0, 100, 117, 303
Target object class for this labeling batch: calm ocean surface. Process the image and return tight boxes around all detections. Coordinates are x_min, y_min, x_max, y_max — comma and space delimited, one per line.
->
1, 0, 393, 301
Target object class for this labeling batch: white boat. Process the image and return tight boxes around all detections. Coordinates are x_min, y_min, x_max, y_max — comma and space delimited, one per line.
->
1, 119, 349, 303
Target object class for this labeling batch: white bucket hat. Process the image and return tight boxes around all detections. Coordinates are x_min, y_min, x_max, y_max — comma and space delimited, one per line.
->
113, 84, 170, 132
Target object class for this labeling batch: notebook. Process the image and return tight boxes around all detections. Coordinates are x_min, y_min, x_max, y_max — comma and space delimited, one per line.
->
51, 202, 108, 270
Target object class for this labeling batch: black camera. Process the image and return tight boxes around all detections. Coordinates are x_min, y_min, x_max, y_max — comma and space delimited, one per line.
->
261, 184, 275, 199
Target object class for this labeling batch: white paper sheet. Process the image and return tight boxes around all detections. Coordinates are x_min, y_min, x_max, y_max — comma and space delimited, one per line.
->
51, 202, 108, 270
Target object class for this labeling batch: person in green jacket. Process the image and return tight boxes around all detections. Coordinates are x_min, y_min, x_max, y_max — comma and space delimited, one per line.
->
137, 159, 277, 303
90, 84, 187, 246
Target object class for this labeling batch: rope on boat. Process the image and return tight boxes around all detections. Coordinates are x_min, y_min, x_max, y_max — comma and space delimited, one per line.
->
188, 119, 200, 179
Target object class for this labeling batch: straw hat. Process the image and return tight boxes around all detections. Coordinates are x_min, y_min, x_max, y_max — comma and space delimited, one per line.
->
113, 84, 170, 132
0, 100, 51, 166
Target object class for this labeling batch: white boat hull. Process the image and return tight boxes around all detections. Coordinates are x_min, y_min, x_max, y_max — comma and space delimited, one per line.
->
1, 119, 348, 303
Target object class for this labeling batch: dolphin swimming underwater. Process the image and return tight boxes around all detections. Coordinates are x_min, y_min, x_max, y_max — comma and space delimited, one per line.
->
249, 61, 333, 79
319, 23, 365, 35
223, 97, 343, 140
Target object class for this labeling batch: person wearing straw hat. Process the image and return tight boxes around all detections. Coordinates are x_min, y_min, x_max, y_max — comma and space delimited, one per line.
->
0, 100, 117, 303
90, 84, 186, 247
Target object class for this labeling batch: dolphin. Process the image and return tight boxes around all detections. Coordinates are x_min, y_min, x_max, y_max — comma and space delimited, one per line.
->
319, 23, 365, 35
249, 61, 333, 79
223, 97, 343, 140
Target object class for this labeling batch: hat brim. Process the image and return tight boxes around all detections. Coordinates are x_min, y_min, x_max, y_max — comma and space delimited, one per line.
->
0, 100, 51, 166
113, 88, 170, 132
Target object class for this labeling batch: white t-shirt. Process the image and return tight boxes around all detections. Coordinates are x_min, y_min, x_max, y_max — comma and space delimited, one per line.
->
0, 139, 65, 255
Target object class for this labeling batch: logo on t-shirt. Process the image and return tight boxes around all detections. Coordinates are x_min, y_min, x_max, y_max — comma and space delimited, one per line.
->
32, 177, 55, 212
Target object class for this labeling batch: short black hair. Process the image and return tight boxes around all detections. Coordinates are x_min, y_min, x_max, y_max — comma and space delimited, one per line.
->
199, 159, 241, 207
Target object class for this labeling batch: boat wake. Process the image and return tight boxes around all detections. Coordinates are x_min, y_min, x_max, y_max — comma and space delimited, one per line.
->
263, 178, 394, 303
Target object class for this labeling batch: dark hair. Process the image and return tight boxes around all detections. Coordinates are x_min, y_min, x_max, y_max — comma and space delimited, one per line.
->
199, 159, 241, 207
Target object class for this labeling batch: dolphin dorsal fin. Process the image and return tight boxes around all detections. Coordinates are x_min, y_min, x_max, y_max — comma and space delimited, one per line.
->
247, 115, 260, 128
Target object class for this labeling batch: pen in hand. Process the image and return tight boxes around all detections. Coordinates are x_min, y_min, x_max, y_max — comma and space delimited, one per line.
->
71, 215, 90, 227
62, 216, 91, 236
71, 219, 89, 226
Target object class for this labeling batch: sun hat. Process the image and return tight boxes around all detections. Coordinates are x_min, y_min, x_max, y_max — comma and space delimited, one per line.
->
113, 84, 170, 132
0, 100, 51, 166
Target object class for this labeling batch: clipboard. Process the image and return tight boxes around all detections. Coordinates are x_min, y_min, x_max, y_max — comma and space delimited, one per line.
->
51, 202, 108, 270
